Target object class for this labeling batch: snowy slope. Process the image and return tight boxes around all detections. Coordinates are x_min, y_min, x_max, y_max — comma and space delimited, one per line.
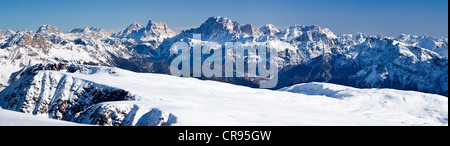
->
0, 108, 83, 126
0, 64, 175, 126
279, 82, 448, 125
1, 64, 447, 126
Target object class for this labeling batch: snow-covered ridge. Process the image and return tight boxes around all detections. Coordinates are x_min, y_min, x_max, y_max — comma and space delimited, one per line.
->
0, 64, 447, 126
111, 20, 177, 50
279, 82, 448, 125
0, 63, 176, 126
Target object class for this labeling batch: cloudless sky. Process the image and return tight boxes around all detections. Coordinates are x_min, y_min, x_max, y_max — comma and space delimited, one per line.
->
0, 0, 448, 37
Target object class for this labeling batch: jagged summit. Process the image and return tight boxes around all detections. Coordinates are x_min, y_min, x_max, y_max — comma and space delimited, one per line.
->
36, 24, 64, 34
129, 22, 144, 29
143, 20, 177, 39
112, 22, 144, 39
260, 24, 280, 35
145, 20, 160, 30
112, 20, 176, 45
200, 16, 241, 32
175, 16, 339, 43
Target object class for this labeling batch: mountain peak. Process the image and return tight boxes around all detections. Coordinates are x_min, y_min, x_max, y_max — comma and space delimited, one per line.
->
145, 20, 170, 31
37, 24, 63, 34
112, 20, 176, 44
200, 16, 241, 33
142, 20, 176, 39
112, 22, 144, 39
127, 22, 144, 30
0, 30, 16, 37
240, 24, 263, 36
262, 24, 277, 29
6, 29, 16, 35
260, 24, 280, 35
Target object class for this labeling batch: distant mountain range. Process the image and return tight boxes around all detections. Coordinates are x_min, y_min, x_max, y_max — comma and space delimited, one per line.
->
0, 17, 448, 96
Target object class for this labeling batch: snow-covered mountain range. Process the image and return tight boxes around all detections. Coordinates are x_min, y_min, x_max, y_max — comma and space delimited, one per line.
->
151, 17, 448, 96
1, 17, 447, 96
0, 22, 168, 91
0, 17, 448, 125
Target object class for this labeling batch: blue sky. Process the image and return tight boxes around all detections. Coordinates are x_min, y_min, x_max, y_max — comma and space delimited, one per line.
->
0, 0, 448, 37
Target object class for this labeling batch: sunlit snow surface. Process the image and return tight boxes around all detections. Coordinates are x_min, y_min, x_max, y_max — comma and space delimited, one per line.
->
0, 107, 83, 126
2, 66, 443, 126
